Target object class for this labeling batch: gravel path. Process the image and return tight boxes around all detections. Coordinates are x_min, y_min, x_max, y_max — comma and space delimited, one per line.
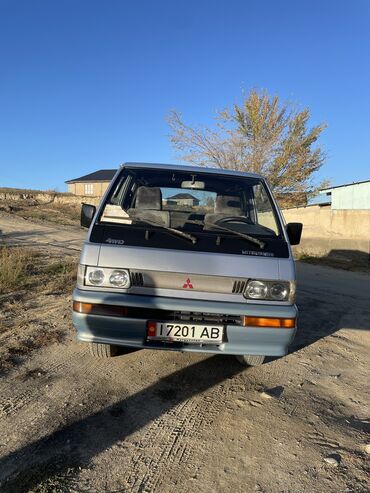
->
0, 211, 85, 253
0, 213, 369, 492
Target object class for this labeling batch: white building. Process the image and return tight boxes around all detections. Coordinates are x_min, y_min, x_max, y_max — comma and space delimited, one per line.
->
320, 180, 370, 210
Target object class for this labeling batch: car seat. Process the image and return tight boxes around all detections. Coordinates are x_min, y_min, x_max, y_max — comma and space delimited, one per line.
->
204, 194, 246, 227
128, 186, 170, 227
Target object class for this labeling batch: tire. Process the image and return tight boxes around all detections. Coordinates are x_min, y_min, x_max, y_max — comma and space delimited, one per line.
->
235, 354, 265, 366
89, 342, 119, 358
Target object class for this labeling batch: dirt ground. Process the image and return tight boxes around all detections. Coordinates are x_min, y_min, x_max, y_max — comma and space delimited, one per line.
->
0, 211, 369, 493
0, 191, 82, 226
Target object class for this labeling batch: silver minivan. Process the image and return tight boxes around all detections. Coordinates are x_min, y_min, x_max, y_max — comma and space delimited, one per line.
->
73, 162, 302, 366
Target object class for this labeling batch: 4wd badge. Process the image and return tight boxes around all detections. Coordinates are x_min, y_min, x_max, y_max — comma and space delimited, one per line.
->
105, 238, 125, 245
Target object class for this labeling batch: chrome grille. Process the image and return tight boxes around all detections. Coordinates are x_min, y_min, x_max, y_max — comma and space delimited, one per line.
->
130, 269, 247, 295
232, 280, 247, 294
132, 270, 235, 293
131, 272, 144, 286
172, 311, 241, 325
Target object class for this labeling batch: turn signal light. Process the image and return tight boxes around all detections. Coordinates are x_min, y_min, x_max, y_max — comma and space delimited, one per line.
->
73, 301, 128, 317
243, 316, 296, 328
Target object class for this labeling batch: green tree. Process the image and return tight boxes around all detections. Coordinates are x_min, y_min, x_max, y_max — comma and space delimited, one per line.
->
168, 90, 328, 206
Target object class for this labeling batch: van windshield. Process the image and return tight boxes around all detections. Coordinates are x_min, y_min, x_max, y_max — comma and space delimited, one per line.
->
93, 167, 288, 258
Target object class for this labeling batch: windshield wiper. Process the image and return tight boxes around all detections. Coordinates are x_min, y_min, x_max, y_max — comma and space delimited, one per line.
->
130, 214, 198, 244
205, 219, 266, 249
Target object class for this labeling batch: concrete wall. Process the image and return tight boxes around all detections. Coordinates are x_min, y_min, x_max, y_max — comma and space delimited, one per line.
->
67, 181, 110, 197
282, 204, 370, 263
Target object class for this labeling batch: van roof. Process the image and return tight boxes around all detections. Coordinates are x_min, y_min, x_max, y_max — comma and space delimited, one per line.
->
121, 162, 264, 180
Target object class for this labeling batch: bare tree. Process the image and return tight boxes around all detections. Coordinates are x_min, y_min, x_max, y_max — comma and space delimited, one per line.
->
167, 90, 328, 204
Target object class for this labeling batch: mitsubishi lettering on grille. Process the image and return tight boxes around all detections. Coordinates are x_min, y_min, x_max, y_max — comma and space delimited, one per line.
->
182, 278, 194, 289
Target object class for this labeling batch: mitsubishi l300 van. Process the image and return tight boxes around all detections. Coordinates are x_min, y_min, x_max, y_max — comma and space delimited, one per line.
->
73, 162, 302, 366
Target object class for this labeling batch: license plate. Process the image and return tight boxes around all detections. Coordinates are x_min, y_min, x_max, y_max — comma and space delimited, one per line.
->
147, 322, 223, 344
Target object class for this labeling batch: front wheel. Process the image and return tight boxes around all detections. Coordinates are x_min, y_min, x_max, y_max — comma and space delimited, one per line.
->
89, 342, 119, 358
235, 354, 265, 366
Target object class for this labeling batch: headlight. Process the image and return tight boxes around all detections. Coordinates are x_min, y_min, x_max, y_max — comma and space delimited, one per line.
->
84, 266, 131, 289
270, 282, 289, 301
109, 270, 130, 287
244, 279, 293, 302
245, 280, 268, 299
88, 269, 105, 285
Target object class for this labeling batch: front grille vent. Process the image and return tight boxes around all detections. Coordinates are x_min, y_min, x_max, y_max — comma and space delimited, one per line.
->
232, 280, 247, 294
131, 272, 144, 286
172, 311, 241, 325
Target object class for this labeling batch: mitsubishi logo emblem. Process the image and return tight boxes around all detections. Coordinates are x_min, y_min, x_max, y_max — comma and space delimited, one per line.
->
183, 278, 194, 289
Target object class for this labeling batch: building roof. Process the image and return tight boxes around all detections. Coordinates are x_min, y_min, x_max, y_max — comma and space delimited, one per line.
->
321, 179, 370, 192
167, 193, 199, 200
65, 169, 117, 184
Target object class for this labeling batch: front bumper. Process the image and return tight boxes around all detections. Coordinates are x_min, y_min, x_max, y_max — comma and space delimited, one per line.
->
72, 288, 298, 356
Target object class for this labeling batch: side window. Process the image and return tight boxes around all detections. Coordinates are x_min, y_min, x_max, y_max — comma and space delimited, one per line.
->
100, 172, 132, 224
253, 184, 279, 235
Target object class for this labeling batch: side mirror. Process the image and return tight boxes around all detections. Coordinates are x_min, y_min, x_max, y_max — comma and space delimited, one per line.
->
81, 203, 96, 228
286, 222, 303, 245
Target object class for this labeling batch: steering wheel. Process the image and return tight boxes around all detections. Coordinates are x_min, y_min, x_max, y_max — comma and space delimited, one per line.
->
216, 216, 253, 225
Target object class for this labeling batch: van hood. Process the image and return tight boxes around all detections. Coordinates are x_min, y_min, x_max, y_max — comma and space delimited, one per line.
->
81, 243, 295, 281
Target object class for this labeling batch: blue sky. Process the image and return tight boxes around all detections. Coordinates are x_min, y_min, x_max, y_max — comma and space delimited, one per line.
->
0, 0, 369, 191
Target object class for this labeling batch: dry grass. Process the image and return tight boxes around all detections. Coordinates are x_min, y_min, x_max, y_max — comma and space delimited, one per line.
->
0, 187, 74, 196
0, 246, 35, 293
296, 251, 370, 273
0, 246, 77, 296
0, 186, 46, 194
43, 260, 77, 294
2, 202, 81, 226
0, 318, 66, 375
0, 187, 83, 225
0, 246, 77, 374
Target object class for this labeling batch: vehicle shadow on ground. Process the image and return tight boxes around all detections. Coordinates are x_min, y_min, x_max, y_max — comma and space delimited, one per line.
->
0, 355, 242, 492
